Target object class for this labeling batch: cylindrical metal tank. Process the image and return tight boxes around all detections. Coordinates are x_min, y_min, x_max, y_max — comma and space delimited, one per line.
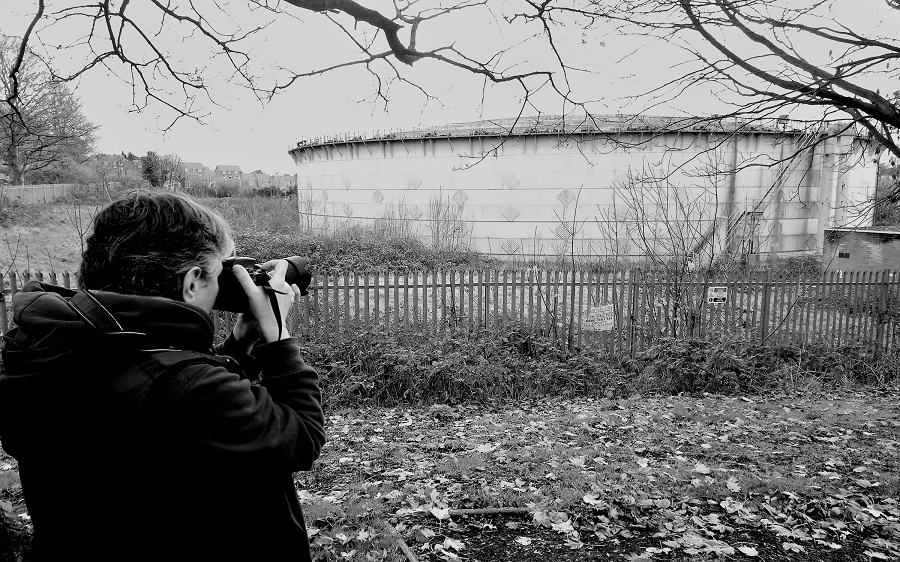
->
289, 115, 876, 261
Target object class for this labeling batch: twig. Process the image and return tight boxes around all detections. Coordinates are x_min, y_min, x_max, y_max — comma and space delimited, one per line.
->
381, 521, 418, 562
449, 507, 530, 516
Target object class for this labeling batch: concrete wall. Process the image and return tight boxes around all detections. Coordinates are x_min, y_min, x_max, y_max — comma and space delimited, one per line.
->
291, 123, 877, 260
823, 229, 900, 271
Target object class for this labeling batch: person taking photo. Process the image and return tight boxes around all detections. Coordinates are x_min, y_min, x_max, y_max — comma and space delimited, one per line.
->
0, 191, 325, 561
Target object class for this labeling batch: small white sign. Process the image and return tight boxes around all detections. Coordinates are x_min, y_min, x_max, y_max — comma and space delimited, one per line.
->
585, 304, 615, 331
707, 286, 728, 304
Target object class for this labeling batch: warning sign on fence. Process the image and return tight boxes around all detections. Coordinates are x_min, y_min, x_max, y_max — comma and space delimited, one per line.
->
585, 304, 615, 331
707, 286, 728, 304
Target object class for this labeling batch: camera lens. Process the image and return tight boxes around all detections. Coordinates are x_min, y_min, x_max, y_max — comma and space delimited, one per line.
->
283, 257, 311, 296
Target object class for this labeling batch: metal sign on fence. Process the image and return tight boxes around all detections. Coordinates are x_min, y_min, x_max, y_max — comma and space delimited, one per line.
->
707, 286, 728, 304
585, 304, 615, 331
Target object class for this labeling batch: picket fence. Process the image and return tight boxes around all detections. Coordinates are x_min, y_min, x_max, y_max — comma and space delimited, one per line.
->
2, 268, 899, 356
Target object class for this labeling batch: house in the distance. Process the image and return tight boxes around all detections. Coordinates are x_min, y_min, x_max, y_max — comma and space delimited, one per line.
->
274, 174, 297, 193
214, 164, 243, 192
214, 164, 242, 180
243, 172, 275, 192
182, 162, 213, 189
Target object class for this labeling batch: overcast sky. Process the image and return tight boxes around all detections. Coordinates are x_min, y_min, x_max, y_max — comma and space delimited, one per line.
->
2, 0, 896, 174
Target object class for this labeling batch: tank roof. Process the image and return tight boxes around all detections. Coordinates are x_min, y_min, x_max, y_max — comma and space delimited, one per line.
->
292, 114, 862, 151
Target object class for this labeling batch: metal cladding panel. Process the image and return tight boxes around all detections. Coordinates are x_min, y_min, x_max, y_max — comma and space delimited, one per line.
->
294, 125, 876, 259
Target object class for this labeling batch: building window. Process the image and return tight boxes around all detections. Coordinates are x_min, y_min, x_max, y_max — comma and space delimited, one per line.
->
838, 251, 850, 258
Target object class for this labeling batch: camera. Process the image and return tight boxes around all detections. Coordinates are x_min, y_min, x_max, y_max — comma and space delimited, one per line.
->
213, 256, 311, 313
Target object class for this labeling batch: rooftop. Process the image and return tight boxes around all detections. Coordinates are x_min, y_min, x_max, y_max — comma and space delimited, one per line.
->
826, 227, 900, 235
292, 114, 865, 151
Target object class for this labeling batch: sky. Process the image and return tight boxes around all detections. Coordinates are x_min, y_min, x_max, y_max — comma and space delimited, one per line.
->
2, 0, 897, 175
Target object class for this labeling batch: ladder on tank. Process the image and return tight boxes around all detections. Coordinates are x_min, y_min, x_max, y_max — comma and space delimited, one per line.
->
691, 125, 823, 259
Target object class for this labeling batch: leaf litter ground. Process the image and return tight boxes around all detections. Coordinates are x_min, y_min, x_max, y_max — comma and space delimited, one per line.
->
295, 389, 899, 561
1, 389, 898, 561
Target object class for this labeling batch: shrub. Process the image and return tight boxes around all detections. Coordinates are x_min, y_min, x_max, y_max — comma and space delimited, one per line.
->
301, 327, 616, 408
299, 327, 899, 408
622, 337, 899, 394
623, 338, 757, 394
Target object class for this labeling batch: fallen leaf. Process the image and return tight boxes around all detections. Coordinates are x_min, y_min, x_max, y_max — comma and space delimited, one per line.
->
313, 535, 334, 546
514, 536, 533, 546
443, 538, 464, 551
431, 507, 451, 520
583, 492, 604, 506
552, 520, 575, 534
738, 545, 759, 556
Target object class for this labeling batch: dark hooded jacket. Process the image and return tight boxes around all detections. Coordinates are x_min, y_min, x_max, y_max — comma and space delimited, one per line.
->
0, 282, 325, 562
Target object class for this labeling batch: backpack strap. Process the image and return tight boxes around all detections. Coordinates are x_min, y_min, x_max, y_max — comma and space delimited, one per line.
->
67, 290, 151, 346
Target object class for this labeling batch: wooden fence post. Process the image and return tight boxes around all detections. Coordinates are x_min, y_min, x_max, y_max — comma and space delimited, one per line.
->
0, 277, 8, 336
875, 270, 889, 360
759, 271, 771, 343
629, 269, 639, 357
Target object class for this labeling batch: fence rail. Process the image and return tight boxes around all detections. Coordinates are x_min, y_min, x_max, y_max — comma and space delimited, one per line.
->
3, 269, 899, 356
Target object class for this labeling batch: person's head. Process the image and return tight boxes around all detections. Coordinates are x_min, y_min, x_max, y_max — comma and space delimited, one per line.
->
79, 191, 235, 312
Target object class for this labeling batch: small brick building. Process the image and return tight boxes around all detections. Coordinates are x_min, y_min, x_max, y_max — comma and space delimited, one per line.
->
823, 228, 900, 271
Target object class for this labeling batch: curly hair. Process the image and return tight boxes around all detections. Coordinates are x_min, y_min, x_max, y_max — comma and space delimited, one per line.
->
79, 191, 234, 299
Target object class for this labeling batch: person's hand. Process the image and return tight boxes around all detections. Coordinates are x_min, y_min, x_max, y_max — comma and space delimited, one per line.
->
232, 259, 302, 344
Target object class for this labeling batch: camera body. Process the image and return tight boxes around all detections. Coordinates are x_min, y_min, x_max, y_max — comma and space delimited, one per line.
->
213, 256, 311, 313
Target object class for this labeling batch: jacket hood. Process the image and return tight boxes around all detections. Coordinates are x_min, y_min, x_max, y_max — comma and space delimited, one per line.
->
1, 281, 215, 377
